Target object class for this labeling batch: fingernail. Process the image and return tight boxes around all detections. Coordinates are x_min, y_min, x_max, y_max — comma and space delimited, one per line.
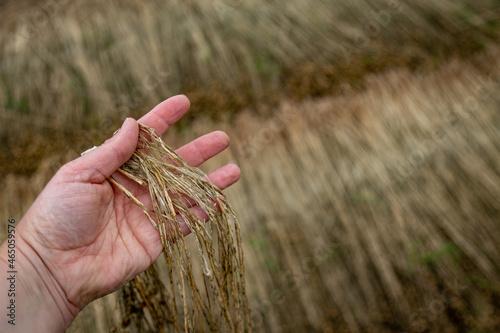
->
114, 118, 133, 136
121, 117, 133, 130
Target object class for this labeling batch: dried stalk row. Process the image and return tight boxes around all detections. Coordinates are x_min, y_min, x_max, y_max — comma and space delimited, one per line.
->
119, 264, 173, 332
112, 123, 250, 332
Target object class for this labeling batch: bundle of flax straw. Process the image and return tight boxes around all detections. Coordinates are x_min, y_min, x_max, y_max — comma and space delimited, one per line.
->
108, 123, 250, 332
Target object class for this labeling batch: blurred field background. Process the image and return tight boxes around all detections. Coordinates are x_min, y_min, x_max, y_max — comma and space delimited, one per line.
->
1, 0, 500, 332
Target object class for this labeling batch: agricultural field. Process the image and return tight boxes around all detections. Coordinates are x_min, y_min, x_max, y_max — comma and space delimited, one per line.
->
1, 0, 500, 332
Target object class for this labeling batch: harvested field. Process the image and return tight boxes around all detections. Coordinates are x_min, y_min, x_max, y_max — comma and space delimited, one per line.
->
190, 49, 500, 332
1, 0, 500, 332
2, 47, 499, 332
2, 0, 500, 176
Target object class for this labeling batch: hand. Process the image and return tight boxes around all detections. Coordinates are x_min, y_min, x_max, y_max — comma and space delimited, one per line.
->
0, 95, 240, 332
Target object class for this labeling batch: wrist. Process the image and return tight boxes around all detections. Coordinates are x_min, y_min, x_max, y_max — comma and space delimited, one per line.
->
0, 222, 78, 332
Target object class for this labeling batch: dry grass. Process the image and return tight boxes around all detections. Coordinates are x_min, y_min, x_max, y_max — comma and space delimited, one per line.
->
227, 49, 500, 332
2, 45, 498, 332
2, 1, 500, 332
213, 53, 499, 332
2, 0, 500, 177
105, 123, 249, 332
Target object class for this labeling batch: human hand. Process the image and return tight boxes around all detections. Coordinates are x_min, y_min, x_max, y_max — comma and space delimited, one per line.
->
0, 95, 240, 332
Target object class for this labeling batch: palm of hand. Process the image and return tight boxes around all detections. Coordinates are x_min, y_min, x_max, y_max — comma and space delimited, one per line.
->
23, 173, 161, 307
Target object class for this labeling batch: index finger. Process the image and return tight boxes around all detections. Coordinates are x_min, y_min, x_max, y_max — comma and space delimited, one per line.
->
137, 95, 190, 136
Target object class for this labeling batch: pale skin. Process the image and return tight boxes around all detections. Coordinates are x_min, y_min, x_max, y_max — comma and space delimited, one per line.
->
0, 95, 241, 332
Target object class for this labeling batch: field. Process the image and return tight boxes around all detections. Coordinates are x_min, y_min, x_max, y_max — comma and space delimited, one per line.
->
1, 0, 500, 332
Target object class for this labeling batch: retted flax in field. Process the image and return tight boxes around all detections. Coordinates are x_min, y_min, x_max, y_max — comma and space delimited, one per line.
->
109, 123, 250, 332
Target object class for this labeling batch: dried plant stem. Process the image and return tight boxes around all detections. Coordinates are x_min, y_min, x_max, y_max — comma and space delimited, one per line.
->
114, 123, 250, 332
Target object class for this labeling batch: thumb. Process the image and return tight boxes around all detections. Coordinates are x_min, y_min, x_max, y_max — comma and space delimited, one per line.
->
71, 118, 139, 183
